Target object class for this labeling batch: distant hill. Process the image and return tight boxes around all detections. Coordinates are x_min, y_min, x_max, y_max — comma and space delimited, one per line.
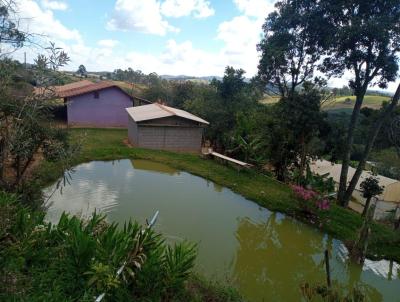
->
160, 75, 222, 82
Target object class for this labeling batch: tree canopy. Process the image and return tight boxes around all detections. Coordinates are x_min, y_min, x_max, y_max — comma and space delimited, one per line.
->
77, 64, 87, 77
257, 0, 327, 96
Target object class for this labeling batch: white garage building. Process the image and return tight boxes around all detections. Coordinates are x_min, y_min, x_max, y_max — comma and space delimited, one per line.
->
126, 103, 209, 152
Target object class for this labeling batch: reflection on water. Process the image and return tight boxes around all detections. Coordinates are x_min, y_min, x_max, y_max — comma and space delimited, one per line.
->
233, 215, 389, 301
131, 159, 180, 176
44, 160, 400, 302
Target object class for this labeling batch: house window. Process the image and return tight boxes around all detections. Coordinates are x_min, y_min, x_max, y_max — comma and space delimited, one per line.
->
94, 91, 99, 99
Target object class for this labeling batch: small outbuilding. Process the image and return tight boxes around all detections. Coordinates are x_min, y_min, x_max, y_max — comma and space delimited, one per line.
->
48, 80, 151, 128
126, 103, 209, 152
310, 159, 400, 219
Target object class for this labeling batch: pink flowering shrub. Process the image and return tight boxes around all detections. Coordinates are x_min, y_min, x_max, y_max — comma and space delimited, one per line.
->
316, 199, 330, 211
290, 184, 330, 212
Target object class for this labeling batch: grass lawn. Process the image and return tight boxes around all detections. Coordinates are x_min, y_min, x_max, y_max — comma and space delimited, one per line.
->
37, 128, 400, 262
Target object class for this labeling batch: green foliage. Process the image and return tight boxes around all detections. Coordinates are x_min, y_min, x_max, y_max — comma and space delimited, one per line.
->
184, 66, 263, 154
111, 68, 158, 86
257, 0, 326, 96
297, 167, 335, 194
370, 148, 400, 180
0, 194, 203, 301
318, 0, 400, 90
0, 1, 26, 53
163, 242, 197, 295
263, 85, 328, 181
77, 64, 87, 77
360, 177, 384, 200
0, 43, 78, 193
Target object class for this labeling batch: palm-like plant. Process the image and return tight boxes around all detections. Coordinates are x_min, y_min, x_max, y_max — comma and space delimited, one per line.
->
360, 177, 384, 217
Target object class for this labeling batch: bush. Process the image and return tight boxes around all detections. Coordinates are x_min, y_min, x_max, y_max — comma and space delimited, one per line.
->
0, 193, 206, 301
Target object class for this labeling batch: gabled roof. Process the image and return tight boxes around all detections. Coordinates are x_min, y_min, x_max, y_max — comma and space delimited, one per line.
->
56, 81, 120, 98
126, 103, 209, 125
35, 80, 137, 100
54, 80, 93, 94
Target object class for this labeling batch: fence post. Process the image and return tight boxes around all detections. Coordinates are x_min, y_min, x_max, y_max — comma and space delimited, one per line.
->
324, 249, 331, 288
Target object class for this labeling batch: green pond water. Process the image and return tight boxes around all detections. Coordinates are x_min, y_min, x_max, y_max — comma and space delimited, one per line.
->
44, 159, 400, 301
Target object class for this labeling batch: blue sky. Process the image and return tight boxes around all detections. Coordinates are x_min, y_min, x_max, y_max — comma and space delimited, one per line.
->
12, 0, 400, 91
14, 0, 277, 77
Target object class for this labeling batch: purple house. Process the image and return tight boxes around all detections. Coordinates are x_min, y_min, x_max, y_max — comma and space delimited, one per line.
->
56, 81, 150, 128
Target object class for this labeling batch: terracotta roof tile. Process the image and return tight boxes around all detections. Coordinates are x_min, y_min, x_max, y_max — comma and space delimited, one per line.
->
35, 80, 150, 102
55, 81, 116, 98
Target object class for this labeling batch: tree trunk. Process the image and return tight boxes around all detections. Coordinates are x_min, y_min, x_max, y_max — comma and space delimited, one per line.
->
341, 84, 400, 207
298, 133, 307, 184
361, 197, 372, 218
15, 155, 21, 185
388, 260, 394, 281
350, 203, 376, 265
324, 249, 331, 288
338, 93, 365, 206
0, 139, 4, 182
395, 207, 400, 230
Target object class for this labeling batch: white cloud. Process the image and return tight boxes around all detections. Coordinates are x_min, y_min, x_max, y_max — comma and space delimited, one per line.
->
107, 0, 179, 36
16, 0, 81, 42
234, 0, 276, 18
161, 0, 214, 18
97, 39, 119, 48
41, 0, 68, 11
326, 71, 400, 93
208, 0, 277, 75
216, 16, 264, 75
11, 0, 268, 78
57, 39, 223, 76
11, 0, 399, 94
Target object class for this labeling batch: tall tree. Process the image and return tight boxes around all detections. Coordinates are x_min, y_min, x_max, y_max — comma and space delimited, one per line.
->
316, 0, 400, 206
343, 84, 400, 205
257, 0, 329, 180
390, 116, 400, 157
360, 176, 384, 217
184, 67, 261, 151
263, 84, 327, 181
77, 64, 87, 77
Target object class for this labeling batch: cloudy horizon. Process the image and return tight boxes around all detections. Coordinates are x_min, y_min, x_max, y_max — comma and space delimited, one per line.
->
9, 0, 400, 92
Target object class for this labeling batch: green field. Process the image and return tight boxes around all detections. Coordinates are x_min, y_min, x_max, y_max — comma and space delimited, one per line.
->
259, 95, 280, 105
322, 95, 391, 111
260, 94, 391, 113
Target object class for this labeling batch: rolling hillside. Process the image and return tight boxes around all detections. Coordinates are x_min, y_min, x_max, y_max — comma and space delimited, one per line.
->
260, 94, 391, 113
322, 95, 391, 112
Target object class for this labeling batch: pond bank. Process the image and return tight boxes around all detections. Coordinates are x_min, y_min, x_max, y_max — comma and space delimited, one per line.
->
36, 128, 400, 263
43, 159, 400, 301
